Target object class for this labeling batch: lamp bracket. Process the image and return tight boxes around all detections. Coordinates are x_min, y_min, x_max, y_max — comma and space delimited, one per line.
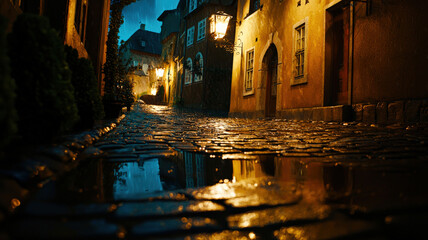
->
213, 31, 244, 55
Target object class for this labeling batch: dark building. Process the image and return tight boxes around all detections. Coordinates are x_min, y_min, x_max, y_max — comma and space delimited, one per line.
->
177, 0, 237, 112
158, 9, 180, 105
0, 0, 111, 94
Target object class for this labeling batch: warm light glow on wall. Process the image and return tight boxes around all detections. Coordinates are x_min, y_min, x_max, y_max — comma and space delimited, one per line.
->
156, 68, 165, 78
210, 12, 232, 40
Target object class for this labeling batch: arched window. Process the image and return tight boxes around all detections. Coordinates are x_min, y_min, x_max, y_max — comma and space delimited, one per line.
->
194, 52, 203, 82
185, 58, 193, 84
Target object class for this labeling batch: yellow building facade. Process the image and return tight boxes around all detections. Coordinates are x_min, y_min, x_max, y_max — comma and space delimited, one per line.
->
229, 0, 428, 122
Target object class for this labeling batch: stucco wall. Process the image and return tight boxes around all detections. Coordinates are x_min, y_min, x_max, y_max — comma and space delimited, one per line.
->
122, 49, 162, 97
230, 0, 428, 117
352, 0, 428, 103
130, 74, 150, 96
160, 34, 178, 104
230, 0, 328, 115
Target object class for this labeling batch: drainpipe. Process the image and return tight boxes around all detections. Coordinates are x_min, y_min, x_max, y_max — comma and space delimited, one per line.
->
348, 1, 355, 106
181, 5, 187, 103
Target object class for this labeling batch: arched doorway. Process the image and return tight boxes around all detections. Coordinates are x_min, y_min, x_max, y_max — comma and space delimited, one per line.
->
262, 44, 278, 118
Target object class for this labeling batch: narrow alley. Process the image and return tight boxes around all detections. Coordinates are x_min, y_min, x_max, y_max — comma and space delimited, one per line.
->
6, 102, 428, 239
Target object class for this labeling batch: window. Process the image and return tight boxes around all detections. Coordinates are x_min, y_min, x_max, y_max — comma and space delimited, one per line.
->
187, 26, 195, 47
292, 19, 308, 85
189, 0, 197, 13
194, 52, 203, 82
249, 0, 260, 15
141, 40, 146, 47
143, 64, 149, 75
197, 18, 206, 41
244, 48, 255, 94
185, 58, 193, 84
75, 0, 88, 43
294, 24, 305, 78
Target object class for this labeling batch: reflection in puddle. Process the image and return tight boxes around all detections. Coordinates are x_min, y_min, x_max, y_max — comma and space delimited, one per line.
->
113, 159, 163, 200
56, 150, 428, 212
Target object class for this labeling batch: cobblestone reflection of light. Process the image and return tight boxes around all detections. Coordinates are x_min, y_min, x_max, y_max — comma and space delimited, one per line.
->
10, 198, 20, 210
192, 183, 238, 199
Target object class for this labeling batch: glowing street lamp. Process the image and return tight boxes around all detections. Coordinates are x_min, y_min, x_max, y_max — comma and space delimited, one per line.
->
156, 68, 165, 78
151, 87, 157, 96
210, 11, 232, 40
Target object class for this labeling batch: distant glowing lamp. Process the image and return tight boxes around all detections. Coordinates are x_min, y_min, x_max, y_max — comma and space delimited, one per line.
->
210, 11, 232, 40
156, 68, 164, 78
151, 87, 157, 96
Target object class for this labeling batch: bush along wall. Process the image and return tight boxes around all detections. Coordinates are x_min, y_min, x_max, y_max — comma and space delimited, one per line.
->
103, 0, 136, 118
65, 46, 105, 129
0, 16, 17, 155
8, 14, 78, 143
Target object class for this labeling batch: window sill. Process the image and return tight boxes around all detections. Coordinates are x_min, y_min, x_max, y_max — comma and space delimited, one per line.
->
243, 89, 255, 97
290, 76, 308, 86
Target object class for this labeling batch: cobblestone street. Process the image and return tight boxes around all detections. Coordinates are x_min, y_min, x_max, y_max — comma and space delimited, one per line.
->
6, 103, 428, 239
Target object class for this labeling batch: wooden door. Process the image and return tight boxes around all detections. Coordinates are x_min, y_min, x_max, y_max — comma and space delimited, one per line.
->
331, 6, 349, 105
266, 57, 277, 118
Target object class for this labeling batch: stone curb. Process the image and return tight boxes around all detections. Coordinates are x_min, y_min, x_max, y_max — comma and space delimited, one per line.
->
0, 113, 127, 221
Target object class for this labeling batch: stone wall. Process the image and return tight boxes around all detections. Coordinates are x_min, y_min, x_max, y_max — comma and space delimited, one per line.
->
230, 100, 428, 124
353, 99, 428, 125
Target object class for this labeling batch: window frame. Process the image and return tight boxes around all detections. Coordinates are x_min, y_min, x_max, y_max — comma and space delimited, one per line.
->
194, 52, 203, 82
243, 47, 255, 96
189, 0, 197, 13
187, 26, 195, 47
291, 18, 309, 85
185, 58, 193, 85
197, 18, 206, 41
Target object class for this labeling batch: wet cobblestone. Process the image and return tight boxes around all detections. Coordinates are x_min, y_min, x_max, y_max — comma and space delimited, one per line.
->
5, 103, 428, 239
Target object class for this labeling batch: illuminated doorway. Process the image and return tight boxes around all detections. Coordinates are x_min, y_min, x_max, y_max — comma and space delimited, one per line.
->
262, 44, 278, 118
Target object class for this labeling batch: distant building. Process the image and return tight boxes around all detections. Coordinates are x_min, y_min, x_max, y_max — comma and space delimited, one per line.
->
0, 0, 111, 94
175, 0, 237, 111
120, 24, 162, 98
158, 9, 180, 105
229, 0, 428, 123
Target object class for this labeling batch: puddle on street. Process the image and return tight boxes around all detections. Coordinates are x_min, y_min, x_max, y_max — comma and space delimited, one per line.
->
47, 151, 428, 212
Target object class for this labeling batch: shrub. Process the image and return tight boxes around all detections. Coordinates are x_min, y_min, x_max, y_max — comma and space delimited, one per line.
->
0, 16, 17, 152
65, 46, 104, 129
121, 77, 135, 108
103, 0, 136, 118
156, 85, 165, 103
8, 14, 78, 143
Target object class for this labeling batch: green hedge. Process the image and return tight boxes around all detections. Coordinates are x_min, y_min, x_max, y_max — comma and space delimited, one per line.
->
65, 46, 104, 129
0, 16, 17, 151
8, 14, 78, 143
121, 77, 135, 107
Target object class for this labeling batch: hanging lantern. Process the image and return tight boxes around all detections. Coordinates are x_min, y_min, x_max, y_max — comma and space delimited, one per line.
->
210, 11, 232, 40
156, 68, 164, 78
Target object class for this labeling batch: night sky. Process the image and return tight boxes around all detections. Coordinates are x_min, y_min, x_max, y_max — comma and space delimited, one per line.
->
119, 0, 180, 42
